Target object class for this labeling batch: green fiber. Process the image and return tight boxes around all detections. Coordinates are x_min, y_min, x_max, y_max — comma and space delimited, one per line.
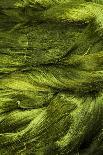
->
0, 0, 103, 154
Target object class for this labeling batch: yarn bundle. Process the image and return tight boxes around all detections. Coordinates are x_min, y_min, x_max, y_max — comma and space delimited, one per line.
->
0, 0, 103, 154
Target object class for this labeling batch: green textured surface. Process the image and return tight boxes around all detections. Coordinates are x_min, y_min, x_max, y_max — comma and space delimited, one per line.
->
0, 0, 103, 154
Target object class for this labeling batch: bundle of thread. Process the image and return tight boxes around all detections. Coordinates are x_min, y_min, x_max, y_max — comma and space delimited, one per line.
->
0, 0, 103, 154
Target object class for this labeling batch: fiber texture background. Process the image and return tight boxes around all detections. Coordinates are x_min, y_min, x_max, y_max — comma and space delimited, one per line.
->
0, 0, 103, 155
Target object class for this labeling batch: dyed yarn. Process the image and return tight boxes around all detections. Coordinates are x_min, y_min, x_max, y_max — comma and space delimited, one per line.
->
0, 0, 103, 154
